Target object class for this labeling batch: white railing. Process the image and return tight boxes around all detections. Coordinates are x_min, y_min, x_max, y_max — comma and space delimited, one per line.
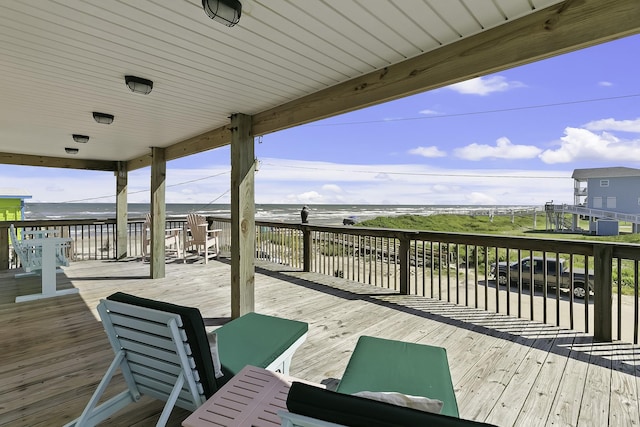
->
555, 204, 640, 225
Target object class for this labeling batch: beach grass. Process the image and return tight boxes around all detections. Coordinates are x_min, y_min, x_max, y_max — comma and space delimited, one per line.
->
358, 213, 640, 244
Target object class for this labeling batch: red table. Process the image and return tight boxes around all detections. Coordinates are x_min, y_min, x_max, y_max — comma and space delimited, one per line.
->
182, 365, 322, 427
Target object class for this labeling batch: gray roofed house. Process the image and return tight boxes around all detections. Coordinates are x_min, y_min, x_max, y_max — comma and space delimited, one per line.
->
569, 166, 640, 234
572, 166, 640, 180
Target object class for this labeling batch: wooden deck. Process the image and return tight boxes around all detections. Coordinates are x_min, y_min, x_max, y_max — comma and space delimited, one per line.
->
1, 257, 639, 426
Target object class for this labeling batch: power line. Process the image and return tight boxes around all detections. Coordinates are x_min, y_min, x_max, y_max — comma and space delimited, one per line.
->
61, 170, 230, 204
306, 93, 640, 127
261, 162, 569, 179
191, 189, 232, 213
57, 91, 620, 203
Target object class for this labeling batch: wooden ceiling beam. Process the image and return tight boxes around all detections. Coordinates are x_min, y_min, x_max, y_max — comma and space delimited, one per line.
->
251, 0, 640, 136
127, 126, 231, 171
0, 152, 116, 171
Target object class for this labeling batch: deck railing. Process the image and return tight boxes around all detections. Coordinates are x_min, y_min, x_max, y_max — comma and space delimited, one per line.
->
212, 217, 640, 345
2, 217, 640, 343
1, 218, 188, 264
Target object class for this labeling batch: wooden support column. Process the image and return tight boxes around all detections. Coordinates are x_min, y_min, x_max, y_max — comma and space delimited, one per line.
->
399, 233, 410, 295
594, 244, 613, 342
115, 162, 128, 260
0, 224, 8, 270
230, 113, 255, 318
302, 227, 312, 272
150, 147, 167, 279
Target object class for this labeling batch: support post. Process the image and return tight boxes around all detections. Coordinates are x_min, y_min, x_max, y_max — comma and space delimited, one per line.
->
302, 227, 312, 272
593, 244, 613, 342
399, 234, 410, 295
230, 113, 255, 318
0, 225, 8, 270
115, 162, 128, 260
150, 147, 167, 279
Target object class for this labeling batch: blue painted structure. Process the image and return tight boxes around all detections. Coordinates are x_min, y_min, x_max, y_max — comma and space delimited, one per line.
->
573, 167, 640, 214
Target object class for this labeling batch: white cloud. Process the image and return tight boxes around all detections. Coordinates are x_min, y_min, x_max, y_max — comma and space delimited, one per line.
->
252, 158, 573, 205
598, 81, 613, 87
447, 76, 525, 96
408, 146, 446, 158
454, 137, 542, 161
419, 109, 439, 115
584, 117, 640, 133
432, 184, 452, 193
322, 184, 342, 193
44, 184, 66, 193
289, 191, 324, 204
466, 192, 497, 204
375, 172, 392, 181
539, 127, 640, 164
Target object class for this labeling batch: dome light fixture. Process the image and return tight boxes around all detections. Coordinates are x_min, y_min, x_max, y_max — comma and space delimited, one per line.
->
93, 112, 114, 124
65, 147, 79, 154
125, 75, 153, 94
72, 134, 90, 143
202, 0, 241, 27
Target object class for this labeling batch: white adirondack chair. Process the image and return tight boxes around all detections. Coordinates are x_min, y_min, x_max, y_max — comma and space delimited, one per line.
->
183, 213, 220, 263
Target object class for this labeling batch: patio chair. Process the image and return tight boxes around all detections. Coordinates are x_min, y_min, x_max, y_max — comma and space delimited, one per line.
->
9, 223, 70, 274
280, 335, 495, 427
66, 292, 308, 427
141, 213, 182, 261
183, 213, 220, 263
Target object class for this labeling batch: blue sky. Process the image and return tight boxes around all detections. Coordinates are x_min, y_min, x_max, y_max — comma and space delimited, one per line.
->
5, 34, 640, 206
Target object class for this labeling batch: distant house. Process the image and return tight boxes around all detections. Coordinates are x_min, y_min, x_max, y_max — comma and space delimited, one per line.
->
571, 167, 640, 234
0, 188, 31, 222
572, 167, 640, 213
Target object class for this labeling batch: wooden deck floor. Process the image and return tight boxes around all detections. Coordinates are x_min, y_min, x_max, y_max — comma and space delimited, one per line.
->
1, 258, 639, 426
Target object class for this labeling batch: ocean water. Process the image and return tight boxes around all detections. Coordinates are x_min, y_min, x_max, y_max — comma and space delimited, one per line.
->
24, 203, 540, 226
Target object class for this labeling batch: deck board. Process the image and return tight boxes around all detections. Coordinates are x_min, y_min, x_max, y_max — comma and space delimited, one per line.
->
1, 258, 639, 426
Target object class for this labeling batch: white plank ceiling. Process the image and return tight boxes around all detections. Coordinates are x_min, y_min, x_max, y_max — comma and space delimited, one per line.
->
0, 0, 598, 163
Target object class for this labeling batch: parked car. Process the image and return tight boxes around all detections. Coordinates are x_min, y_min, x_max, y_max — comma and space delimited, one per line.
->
490, 256, 594, 299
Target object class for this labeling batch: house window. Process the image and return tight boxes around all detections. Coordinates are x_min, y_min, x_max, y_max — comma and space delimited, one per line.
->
606, 197, 616, 209
593, 197, 602, 208
600, 179, 609, 187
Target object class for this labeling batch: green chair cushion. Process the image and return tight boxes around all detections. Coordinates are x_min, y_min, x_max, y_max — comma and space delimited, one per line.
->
336, 335, 459, 417
287, 382, 496, 427
215, 312, 308, 384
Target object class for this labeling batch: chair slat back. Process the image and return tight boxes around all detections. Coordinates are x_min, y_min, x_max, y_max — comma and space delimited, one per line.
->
98, 299, 206, 411
9, 224, 43, 271
186, 213, 208, 242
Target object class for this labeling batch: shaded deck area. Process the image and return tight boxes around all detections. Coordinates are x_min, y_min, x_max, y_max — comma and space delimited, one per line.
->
1, 258, 639, 426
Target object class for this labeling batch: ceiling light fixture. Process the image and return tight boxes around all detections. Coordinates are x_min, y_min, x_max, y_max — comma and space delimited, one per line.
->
93, 112, 114, 124
202, 0, 241, 27
65, 147, 79, 154
72, 134, 90, 143
125, 75, 153, 94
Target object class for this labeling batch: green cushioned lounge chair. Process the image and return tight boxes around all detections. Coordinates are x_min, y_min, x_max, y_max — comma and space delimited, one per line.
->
337, 335, 459, 417
65, 293, 308, 427
280, 335, 494, 427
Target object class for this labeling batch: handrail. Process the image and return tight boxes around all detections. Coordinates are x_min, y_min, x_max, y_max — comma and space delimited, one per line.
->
3, 216, 640, 343
553, 204, 640, 225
